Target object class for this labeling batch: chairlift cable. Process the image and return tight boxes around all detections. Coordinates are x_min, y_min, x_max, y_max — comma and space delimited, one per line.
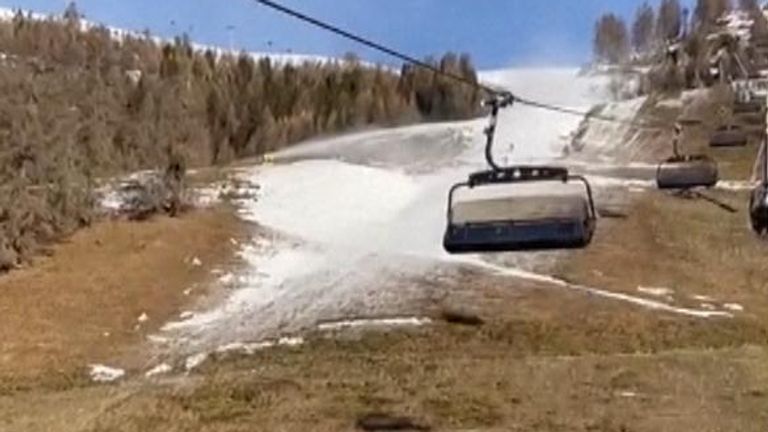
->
253, 0, 664, 130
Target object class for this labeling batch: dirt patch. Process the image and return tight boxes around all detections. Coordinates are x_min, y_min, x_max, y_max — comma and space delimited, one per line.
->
0, 206, 248, 387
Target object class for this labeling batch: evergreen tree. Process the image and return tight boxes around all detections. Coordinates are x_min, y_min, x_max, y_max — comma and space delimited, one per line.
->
632, 2, 656, 54
594, 14, 630, 64
694, 0, 731, 29
657, 0, 683, 41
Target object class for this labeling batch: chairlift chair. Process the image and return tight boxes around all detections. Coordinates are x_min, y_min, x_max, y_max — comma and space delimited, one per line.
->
657, 121, 719, 190
750, 139, 768, 235
733, 98, 765, 115
443, 94, 598, 254
709, 124, 748, 148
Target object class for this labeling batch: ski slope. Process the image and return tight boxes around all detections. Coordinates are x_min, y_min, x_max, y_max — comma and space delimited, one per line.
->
158, 68, 613, 357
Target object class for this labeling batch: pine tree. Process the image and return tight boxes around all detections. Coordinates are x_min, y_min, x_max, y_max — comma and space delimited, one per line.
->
694, 0, 731, 29
594, 14, 630, 64
657, 0, 683, 41
63, 2, 81, 25
739, 0, 759, 11
632, 2, 656, 55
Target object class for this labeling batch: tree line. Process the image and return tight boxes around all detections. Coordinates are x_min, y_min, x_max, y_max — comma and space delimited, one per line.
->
594, 0, 766, 64
0, 4, 482, 270
593, 0, 768, 94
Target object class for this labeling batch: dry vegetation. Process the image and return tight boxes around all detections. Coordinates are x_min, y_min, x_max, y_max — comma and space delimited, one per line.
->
5, 271, 768, 432
0, 206, 248, 389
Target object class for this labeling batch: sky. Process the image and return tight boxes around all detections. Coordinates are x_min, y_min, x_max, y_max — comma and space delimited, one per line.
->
0, 0, 697, 69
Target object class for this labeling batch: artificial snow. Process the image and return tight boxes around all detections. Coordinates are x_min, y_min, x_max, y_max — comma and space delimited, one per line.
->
89, 364, 126, 383
317, 317, 432, 331
157, 69, 720, 356
145, 363, 173, 378
185, 353, 209, 371
638, 286, 674, 298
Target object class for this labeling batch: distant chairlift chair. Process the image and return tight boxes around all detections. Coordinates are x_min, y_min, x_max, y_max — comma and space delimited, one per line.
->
657, 121, 719, 190
443, 93, 597, 254
710, 124, 748, 148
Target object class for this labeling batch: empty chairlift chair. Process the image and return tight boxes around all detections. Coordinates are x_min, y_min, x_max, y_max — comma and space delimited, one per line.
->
750, 139, 768, 235
710, 124, 748, 148
443, 167, 597, 253
733, 97, 765, 115
733, 81, 765, 115
657, 122, 719, 190
443, 93, 597, 254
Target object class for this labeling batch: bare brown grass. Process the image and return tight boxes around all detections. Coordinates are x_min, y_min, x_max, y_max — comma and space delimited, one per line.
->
0, 206, 247, 387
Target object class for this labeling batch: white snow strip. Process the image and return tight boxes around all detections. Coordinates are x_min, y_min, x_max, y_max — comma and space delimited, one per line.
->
145, 363, 173, 378
278, 336, 305, 347
723, 303, 745, 312
216, 341, 276, 354
586, 175, 655, 189
147, 335, 170, 344
89, 364, 126, 383
717, 180, 755, 191
218, 273, 235, 285
455, 258, 732, 319
215, 336, 305, 355
317, 317, 432, 331
693, 295, 715, 302
638, 286, 674, 297
185, 353, 209, 371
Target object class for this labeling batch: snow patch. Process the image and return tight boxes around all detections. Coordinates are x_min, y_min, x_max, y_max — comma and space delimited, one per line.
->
572, 97, 647, 156
185, 353, 209, 371
215, 336, 305, 355
238, 160, 421, 249
145, 363, 173, 378
317, 317, 432, 331
457, 257, 732, 319
89, 364, 126, 383
638, 286, 674, 297
724, 303, 744, 312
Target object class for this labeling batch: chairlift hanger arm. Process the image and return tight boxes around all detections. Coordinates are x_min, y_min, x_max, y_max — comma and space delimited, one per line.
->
482, 92, 514, 171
